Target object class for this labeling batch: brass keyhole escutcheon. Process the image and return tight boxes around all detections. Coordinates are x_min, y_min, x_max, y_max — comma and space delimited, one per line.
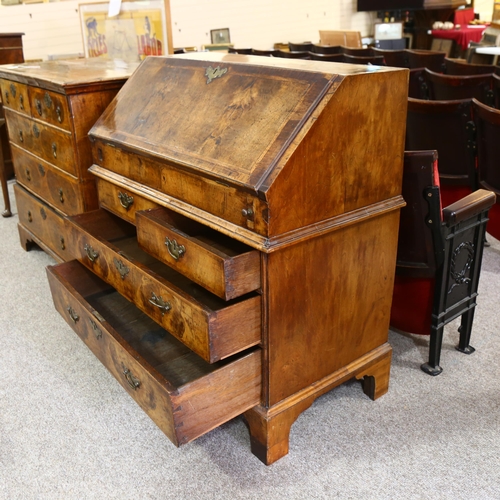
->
60, 237, 65, 250
59, 188, 64, 203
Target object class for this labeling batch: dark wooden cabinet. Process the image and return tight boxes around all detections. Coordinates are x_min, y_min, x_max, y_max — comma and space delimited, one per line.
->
0, 59, 136, 259
48, 54, 409, 464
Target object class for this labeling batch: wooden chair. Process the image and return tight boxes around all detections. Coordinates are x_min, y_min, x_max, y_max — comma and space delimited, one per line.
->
391, 150, 495, 375
342, 54, 385, 65
444, 58, 498, 76
288, 42, 313, 52
228, 47, 253, 55
0, 117, 11, 217
471, 98, 500, 240
340, 46, 374, 56
406, 49, 446, 72
275, 50, 310, 59
405, 97, 476, 207
308, 52, 344, 62
409, 68, 430, 100
425, 68, 495, 106
311, 44, 341, 54
252, 48, 278, 57
373, 48, 409, 67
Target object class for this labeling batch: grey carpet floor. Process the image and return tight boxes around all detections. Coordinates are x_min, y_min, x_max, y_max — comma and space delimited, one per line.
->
1, 179, 499, 500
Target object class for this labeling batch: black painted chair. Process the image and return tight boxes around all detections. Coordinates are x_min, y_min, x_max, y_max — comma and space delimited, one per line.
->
391, 150, 495, 375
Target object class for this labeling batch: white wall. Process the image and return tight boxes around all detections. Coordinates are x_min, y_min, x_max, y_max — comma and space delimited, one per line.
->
0, 0, 375, 61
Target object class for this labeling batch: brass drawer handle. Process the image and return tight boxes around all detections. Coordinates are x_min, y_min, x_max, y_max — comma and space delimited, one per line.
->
4, 90, 9, 104
27, 210, 32, 223
10, 83, 16, 98
25, 168, 31, 181
84, 243, 99, 262
44, 92, 52, 108
40, 207, 47, 220
122, 365, 140, 390
33, 124, 40, 138
35, 98, 42, 116
165, 237, 185, 261
19, 94, 24, 110
18, 130, 23, 143
59, 188, 64, 203
113, 257, 130, 279
149, 292, 171, 316
52, 142, 57, 158
89, 319, 102, 340
118, 191, 134, 210
38, 164, 45, 176
67, 306, 79, 323
60, 237, 65, 250
56, 105, 62, 123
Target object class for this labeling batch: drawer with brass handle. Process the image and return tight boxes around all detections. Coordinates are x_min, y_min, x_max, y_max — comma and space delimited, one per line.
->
47, 260, 262, 447
0, 79, 30, 115
29, 87, 71, 131
64, 209, 262, 363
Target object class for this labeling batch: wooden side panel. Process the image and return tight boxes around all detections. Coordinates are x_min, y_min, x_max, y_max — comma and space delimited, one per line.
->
266, 70, 408, 236
265, 209, 400, 406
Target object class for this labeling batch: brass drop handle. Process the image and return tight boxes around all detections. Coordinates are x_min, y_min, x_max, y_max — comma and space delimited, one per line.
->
59, 188, 64, 203
67, 306, 79, 323
19, 130, 23, 143
113, 257, 130, 280
19, 94, 24, 110
118, 191, 134, 210
35, 98, 42, 116
56, 106, 62, 123
38, 164, 45, 176
149, 292, 171, 316
84, 243, 99, 262
40, 207, 47, 220
9, 84, 16, 98
52, 142, 57, 158
25, 168, 31, 181
122, 366, 140, 390
165, 237, 185, 261
60, 237, 65, 250
33, 124, 40, 138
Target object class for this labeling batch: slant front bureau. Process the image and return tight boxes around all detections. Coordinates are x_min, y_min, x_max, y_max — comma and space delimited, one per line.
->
47, 54, 409, 464
0, 59, 136, 260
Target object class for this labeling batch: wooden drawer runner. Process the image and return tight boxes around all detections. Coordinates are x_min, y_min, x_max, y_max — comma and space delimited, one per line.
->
95, 175, 159, 225
64, 209, 262, 363
12, 145, 98, 215
47, 260, 261, 447
137, 207, 261, 300
14, 183, 70, 261
5, 109, 75, 175
0, 79, 30, 115
28, 87, 71, 131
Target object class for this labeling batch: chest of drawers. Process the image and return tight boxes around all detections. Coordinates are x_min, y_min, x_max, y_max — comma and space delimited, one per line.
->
47, 54, 409, 464
0, 59, 136, 260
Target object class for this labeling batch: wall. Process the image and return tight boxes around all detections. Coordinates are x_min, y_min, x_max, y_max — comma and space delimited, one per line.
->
0, 0, 375, 61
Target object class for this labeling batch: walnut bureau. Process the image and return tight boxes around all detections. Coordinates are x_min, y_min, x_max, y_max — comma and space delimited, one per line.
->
0, 59, 137, 259
46, 54, 409, 464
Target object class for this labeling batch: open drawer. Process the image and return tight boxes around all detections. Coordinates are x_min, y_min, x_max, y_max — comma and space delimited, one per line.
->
47, 260, 262, 447
64, 209, 261, 363
136, 207, 261, 300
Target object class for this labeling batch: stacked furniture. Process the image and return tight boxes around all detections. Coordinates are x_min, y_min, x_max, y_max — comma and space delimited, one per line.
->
0, 59, 137, 260
46, 53, 409, 464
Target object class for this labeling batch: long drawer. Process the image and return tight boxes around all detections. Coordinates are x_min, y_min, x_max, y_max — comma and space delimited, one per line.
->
12, 145, 98, 215
47, 260, 262, 447
64, 209, 262, 363
15, 183, 70, 261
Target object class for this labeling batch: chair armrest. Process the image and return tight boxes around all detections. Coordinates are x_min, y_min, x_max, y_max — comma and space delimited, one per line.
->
442, 189, 496, 225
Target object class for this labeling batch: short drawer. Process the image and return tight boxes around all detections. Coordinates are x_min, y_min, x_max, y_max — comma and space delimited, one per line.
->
5, 109, 75, 175
95, 175, 159, 225
29, 87, 71, 131
0, 79, 30, 115
64, 209, 262, 363
12, 145, 97, 215
14, 183, 70, 261
137, 207, 261, 300
47, 260, 261, 447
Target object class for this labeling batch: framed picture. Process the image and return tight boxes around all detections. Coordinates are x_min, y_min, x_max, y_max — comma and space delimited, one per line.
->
79, 1, 169, 61
210, 28, 230, 45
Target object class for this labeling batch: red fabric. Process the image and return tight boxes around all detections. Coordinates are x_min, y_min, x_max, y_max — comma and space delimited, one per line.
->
454, 8, 475, 26
486, 202, 500, 240
440, 185, 473, 209
431, 26, 487, 51
391, 276, 435, 335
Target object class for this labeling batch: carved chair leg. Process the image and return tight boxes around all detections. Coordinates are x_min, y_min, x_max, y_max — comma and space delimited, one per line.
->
244, 400, 313, 465
421, 323, 444, 376
456, 308, 476, 355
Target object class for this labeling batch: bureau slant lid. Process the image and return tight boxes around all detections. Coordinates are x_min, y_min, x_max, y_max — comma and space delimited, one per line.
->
90, 54, 344, 192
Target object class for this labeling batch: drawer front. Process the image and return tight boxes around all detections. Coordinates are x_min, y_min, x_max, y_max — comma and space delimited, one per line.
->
65, 210, 261, 363
14, 184, 71, 261
5, 109, 75, 175
29, 87, 71, 131
0, 79, 30, 115
137, 207, 261, 300
47, 260, 262, 446
12, 146, 89, 215
95, 176, 159, 225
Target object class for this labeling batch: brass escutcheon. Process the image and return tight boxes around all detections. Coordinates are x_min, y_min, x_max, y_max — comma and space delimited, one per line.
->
67, 306, 79, 323
205, 65, 228, 84
84, 243, 99, 262
38, 164, 45, 176
35, 98, 42, 116
59, 188, 64, 203
44, 92, 52, 108
18, 130, 23, 143
113, 257, 130, 280
5, 91, 9, 104
118, 191, 134, 210
149, 292, 172, 316
9, 83, 16, 98
33, 124, 40, 138
60, 237, 65, 250
89, 319, 102, 340
122, 365, 140, 390
51, 143, 57, 158
19, 94, 24, 110
40, 207, 47, 220
165, 237, 185, 261
27, 210, 32, 223
56, 106, 62, 123
25, 168, 31, 181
